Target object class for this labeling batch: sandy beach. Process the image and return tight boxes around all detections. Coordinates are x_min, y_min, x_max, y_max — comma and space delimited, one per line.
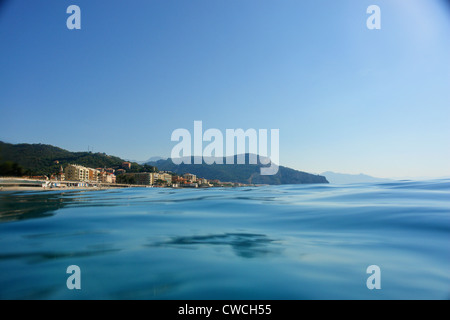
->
0, 177, 151, 192
0, 186, 116, 192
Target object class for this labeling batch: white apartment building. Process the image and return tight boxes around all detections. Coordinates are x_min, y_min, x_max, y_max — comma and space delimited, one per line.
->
65, 164, 90, 182
154, 173, 172, 184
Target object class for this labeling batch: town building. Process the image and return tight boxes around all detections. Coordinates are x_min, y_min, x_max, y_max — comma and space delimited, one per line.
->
99, 172, 116, 184
172, 175, 186, 185
134, 172, 154, 185
64, 164, 90, 182
122, 162, 131, 170
88, 168, 100, 182
183, 173, 197, 182
57, 166, 65, 181
154, 173, 172, 184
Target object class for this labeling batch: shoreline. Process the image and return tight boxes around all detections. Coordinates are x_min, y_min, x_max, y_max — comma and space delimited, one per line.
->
0, 177, 152, 192
0, 186, 123, 192
0, 177, 260, 192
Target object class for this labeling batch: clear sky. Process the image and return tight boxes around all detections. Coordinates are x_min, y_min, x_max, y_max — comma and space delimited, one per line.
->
0, 0, 449, 178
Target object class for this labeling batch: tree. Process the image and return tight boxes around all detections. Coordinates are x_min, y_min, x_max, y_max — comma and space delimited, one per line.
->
116, 174, 136, 185
155, 179, 166, 186
0, 161, 24, 177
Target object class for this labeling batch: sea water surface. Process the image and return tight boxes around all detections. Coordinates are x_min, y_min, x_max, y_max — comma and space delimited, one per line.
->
0, 180, 449, 299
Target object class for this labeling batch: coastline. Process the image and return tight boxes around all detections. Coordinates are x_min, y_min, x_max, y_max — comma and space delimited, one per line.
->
0, 177, 261, 192
0, 177, 143, 192
0, 186, 118, 192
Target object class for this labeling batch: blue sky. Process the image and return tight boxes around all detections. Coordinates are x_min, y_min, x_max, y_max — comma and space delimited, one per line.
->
0, 0, 449, 178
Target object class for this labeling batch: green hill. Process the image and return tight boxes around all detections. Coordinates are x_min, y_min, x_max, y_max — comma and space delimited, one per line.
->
148, 155, 328, 185
0, 141, 146, 176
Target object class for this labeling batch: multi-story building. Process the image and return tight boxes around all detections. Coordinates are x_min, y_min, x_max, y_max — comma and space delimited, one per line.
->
154, 173, 172, 184
183, 173, 197, 182
65, 164, 90, 181
57, 166, 65, 181
99, 172, 116, 184
134, 172, 154, 185
64, 164, 115, 183
88, 168, 100, 182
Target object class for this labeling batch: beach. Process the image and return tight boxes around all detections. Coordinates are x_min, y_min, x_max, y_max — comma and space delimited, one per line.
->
0, 186, 115, 192
0, 177, 141, 192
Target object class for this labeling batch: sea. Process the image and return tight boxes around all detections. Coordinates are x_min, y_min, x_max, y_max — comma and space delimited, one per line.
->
0, 179, 449, 300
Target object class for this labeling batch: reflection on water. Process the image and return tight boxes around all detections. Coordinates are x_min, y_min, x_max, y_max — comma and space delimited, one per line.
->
149, 233, 281, 258
0, 180, 449, 299
0, 191, 92, 223
0, 190, 127, 223
0, 248, 120, 264
0, 192, 66, 222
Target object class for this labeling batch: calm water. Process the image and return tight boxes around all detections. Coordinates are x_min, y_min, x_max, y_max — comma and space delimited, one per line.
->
0, 180, 449, 299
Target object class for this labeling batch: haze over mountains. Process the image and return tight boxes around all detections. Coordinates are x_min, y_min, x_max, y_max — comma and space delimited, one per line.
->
126, 156, 166, 165
321, 171, 393, 184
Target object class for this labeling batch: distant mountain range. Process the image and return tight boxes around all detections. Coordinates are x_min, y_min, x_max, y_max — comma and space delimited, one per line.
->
321, 171, 393, 184
0, 141, 328, 184
124, 156, 167, 164
148, 155, 328, 185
